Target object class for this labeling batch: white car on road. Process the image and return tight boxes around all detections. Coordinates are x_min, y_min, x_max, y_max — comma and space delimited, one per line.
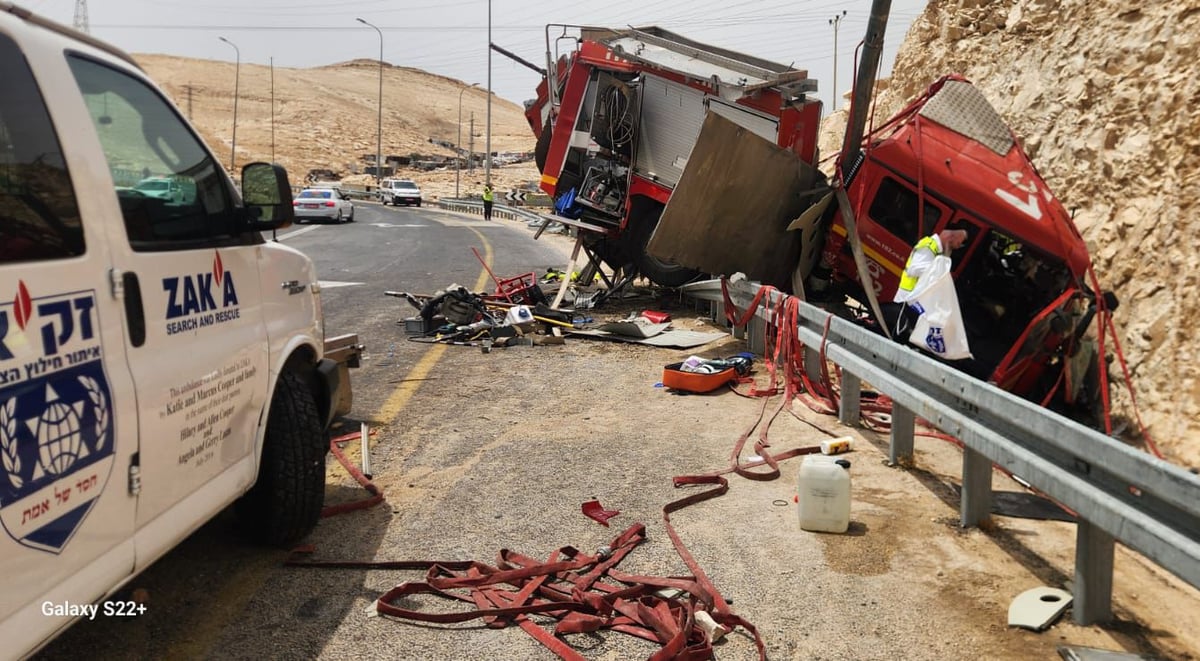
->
378, 178, 422, 207
293, 187, 355, 223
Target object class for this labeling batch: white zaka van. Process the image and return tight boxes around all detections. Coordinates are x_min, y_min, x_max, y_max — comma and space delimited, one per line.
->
0, 5, 358, 656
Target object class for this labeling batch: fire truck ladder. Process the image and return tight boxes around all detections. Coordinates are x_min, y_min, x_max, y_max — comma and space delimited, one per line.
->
602, 26, 817, 97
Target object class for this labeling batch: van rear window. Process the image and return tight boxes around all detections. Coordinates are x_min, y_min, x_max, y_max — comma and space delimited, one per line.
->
0, 34, 85, 263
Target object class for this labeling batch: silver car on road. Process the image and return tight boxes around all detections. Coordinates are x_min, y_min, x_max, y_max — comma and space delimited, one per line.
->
293, 188, 355, 223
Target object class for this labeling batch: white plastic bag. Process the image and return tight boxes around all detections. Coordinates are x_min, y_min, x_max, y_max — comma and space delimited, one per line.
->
906, 255, 972, 360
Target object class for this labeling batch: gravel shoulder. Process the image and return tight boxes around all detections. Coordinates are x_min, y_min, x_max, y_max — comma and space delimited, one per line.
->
294, 270, 1200, 660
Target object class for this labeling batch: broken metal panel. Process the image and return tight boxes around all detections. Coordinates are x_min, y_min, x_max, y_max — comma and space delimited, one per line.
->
649, 112, 819, 289
706, 97, 778, 142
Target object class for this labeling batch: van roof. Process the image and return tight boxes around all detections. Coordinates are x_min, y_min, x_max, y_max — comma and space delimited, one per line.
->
0, 2, 140, 68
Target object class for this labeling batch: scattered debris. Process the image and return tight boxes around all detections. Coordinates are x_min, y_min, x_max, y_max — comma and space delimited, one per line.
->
287, 523, 764, 660
1057, 645, 1163, 661
1008, 586, 1072, 631
581, 499, 621, 526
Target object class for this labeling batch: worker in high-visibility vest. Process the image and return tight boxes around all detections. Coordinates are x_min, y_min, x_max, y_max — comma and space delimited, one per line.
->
887, 228, 968, 335
482, 184, 494, 221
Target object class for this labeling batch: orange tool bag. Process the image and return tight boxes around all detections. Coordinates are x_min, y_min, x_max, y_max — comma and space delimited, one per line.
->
662, 362, 737, 394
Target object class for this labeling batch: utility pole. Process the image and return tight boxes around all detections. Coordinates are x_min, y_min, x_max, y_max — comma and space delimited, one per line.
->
485, 0, 492, 186
829, 10, 848, 112
468, 114, 475, 174
185, 85, 193, 120
73, 0, 89, 33
270, 57, 275, 164
456, 82, 479, 198
356, 18, 384, 187
218, 37, 240, 173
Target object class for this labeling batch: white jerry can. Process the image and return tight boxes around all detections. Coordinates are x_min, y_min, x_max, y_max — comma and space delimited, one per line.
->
798, 454, 851, 533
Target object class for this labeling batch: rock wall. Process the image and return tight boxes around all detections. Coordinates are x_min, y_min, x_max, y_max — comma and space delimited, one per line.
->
838, 0, 1200, 464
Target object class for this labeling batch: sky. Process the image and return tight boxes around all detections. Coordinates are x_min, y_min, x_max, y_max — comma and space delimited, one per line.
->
23, 0, 930, 110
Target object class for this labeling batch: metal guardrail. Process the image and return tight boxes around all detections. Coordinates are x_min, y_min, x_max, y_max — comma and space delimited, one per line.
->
683, 278, 1200, 625
437, 198, 550, 225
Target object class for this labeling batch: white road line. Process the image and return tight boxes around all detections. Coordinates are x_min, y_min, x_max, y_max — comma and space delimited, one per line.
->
273, 224, 323, 240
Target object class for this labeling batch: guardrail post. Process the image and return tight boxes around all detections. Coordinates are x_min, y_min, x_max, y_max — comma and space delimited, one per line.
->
838, 371, 861, 427
804, 346, 822, 385
1073, 519, 1115, 624
889, 404, 915, 465
747, 314, 765, 355
960, 447, 992, 528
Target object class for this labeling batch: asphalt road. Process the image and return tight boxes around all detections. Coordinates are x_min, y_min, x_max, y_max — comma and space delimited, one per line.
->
33, 202, 575, 660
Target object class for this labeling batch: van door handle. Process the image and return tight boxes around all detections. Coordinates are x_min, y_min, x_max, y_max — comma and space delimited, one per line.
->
121, 271, 147, 347
282, 280, 308, 295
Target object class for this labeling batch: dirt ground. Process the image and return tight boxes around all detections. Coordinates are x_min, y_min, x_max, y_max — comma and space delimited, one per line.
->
311, 224, 1200, 660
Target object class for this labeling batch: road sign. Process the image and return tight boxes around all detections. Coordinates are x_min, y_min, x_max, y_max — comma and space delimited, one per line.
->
505, 190, 526, 202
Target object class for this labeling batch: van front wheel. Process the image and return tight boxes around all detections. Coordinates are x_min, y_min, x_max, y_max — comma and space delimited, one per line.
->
235, 369, 326, 546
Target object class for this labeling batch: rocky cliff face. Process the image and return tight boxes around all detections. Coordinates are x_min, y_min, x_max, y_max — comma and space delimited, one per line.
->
836, 0, 1200, 465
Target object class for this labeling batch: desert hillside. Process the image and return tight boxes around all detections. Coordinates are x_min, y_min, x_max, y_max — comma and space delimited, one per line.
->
135, 54, 540, 199
825, 0, 1198, 466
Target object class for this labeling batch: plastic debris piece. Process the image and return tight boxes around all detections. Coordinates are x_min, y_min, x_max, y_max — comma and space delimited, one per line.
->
582, 499, 621, 526
1008, 586, 1072, 631
694, 610, 729, 642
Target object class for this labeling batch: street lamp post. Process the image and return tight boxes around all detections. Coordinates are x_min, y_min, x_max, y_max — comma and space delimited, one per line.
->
456, 83, 479, 198
356, 18, 384, 189
218, 37, 239, 172
829, 11, 847, 112
485, 0, 492, 187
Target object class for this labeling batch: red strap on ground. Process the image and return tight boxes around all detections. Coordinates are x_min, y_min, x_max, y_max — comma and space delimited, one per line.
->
322, 429, 385, 517
285, 522, 738, 660
581, 499, 621, 526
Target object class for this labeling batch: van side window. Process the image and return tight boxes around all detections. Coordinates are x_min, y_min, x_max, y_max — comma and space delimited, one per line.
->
867, 177, 943, 246
66, 55, 242, 251
0, 35, 85, 263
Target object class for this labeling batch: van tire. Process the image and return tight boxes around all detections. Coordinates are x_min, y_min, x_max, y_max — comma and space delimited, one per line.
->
235, 369, 326, 546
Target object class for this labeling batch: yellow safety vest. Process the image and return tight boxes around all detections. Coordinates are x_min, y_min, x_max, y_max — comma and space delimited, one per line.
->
897, 235, 941, 295
482, 187, 494, 202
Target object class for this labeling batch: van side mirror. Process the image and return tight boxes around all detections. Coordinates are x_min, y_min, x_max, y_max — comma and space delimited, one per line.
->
241, 162, 295, 229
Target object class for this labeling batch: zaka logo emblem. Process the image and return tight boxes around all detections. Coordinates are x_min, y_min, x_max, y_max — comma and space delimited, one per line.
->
924, 327, 947, 355
162, 250, 242, 335
0, 281, 115, 553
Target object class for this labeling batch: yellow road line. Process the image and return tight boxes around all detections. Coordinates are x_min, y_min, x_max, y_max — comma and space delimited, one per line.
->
166, 223, 495, 659
373, 225, 493, 425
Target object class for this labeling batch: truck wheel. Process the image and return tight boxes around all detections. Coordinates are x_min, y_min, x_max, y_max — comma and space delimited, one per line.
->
235, 369, 326, 546
630, 202, 702, 288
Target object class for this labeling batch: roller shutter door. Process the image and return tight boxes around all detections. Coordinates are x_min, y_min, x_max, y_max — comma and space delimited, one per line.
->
633, 75, 706, 189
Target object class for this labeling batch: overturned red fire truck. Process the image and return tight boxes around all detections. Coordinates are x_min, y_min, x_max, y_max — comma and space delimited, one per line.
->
523, 8, 1116, 424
